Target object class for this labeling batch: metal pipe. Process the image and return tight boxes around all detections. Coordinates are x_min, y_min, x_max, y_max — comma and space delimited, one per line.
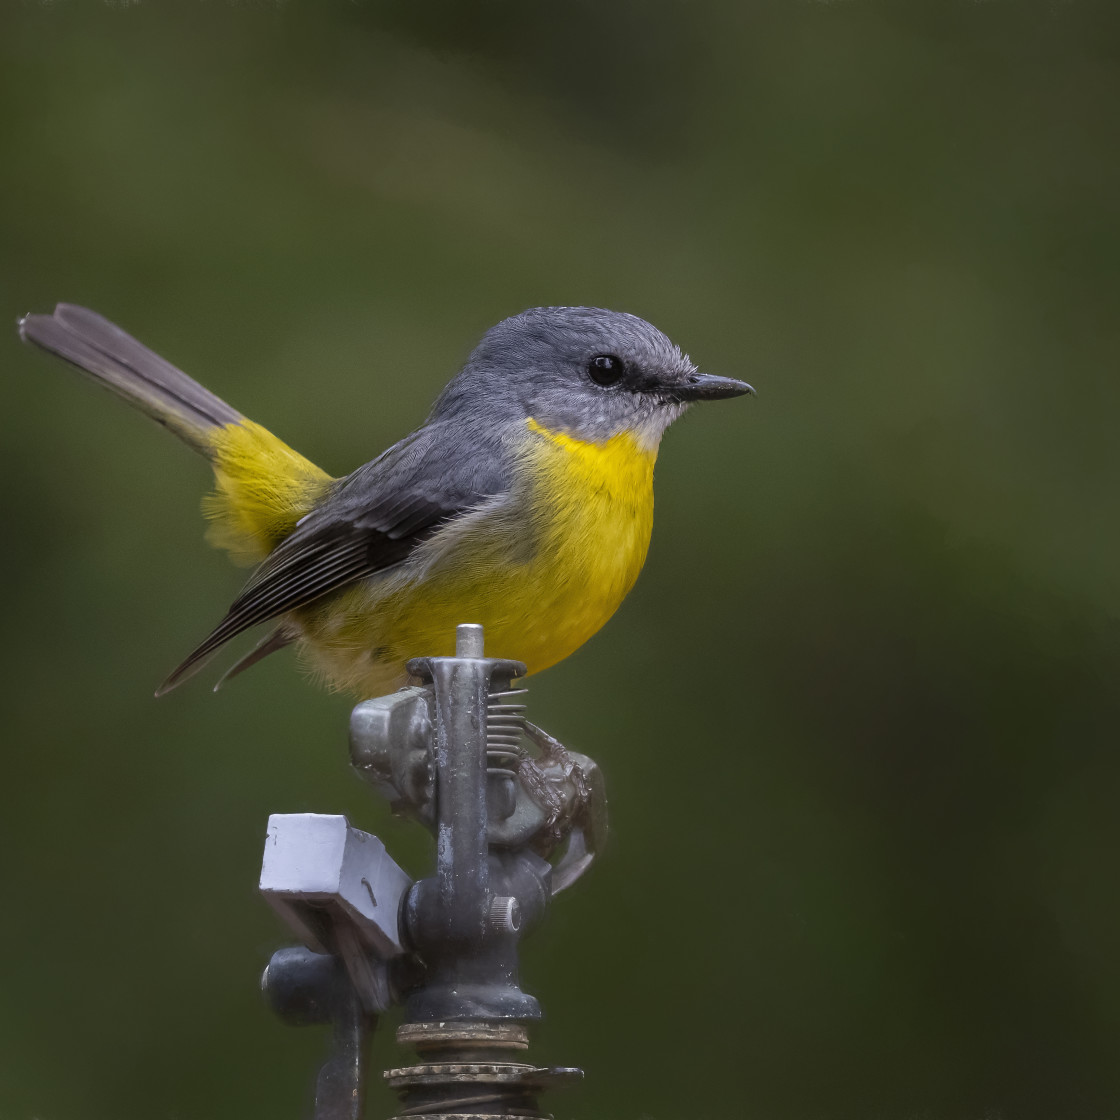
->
429, 623, 491, 943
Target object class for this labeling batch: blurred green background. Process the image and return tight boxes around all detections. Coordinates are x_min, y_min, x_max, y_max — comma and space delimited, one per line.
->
2, 3, 1119, 1118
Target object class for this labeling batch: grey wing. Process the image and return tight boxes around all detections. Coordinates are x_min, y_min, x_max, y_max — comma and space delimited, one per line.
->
157, 421, 512, 693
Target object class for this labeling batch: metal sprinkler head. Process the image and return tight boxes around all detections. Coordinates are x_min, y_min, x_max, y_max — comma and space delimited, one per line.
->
260, 624, 606, 1119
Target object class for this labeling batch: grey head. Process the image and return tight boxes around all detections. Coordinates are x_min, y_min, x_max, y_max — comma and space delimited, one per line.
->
429, 307, 753, 448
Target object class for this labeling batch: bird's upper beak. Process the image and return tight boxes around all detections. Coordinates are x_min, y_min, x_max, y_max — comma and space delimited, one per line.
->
671, 372, 755, 402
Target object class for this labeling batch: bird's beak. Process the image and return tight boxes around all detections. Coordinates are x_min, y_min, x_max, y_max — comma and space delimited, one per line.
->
672, 372, 756, 402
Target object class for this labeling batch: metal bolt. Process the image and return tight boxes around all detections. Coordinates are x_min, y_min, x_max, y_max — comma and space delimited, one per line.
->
487, 895, 522, 934
455, 623, 485, 658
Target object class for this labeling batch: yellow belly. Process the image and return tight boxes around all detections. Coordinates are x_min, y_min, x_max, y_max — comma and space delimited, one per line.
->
300, 419, 657, 696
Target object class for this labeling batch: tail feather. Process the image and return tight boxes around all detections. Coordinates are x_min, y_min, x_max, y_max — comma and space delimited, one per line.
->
19, 302, 336, 693
19, 303, 243, 455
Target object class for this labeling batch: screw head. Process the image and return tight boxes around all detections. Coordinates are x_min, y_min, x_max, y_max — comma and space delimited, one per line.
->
488, 895, 522, 933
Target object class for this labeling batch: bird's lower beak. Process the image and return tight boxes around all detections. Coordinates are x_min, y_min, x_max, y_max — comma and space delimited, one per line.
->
672, 372, 756, 401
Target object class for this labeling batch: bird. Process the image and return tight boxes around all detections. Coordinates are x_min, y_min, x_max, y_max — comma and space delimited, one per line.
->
19, 303, 753, 698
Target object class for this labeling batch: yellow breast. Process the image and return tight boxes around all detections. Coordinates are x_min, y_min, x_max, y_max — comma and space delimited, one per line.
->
503, 417, 656, 671
300, 417, 657, 694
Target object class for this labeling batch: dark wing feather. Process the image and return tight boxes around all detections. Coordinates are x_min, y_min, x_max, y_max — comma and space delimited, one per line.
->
157, 421, 511, 692
212, 626, 297, 691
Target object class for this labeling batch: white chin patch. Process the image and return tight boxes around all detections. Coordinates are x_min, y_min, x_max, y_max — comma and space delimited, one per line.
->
631, 401, 688, 450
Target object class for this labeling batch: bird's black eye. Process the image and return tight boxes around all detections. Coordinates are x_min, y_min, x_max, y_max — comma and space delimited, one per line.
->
588, 354, 625, 387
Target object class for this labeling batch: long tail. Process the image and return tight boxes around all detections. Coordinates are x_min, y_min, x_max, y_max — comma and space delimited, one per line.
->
19, 304, 333, 566
19, 304, 336, 691
19, 303, 244, 454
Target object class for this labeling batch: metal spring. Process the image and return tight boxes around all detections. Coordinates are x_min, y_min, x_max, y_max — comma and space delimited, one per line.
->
486, 687, 528, 775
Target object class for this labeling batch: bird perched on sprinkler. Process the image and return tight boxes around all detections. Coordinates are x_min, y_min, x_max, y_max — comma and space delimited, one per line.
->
19, 304, 753, 698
